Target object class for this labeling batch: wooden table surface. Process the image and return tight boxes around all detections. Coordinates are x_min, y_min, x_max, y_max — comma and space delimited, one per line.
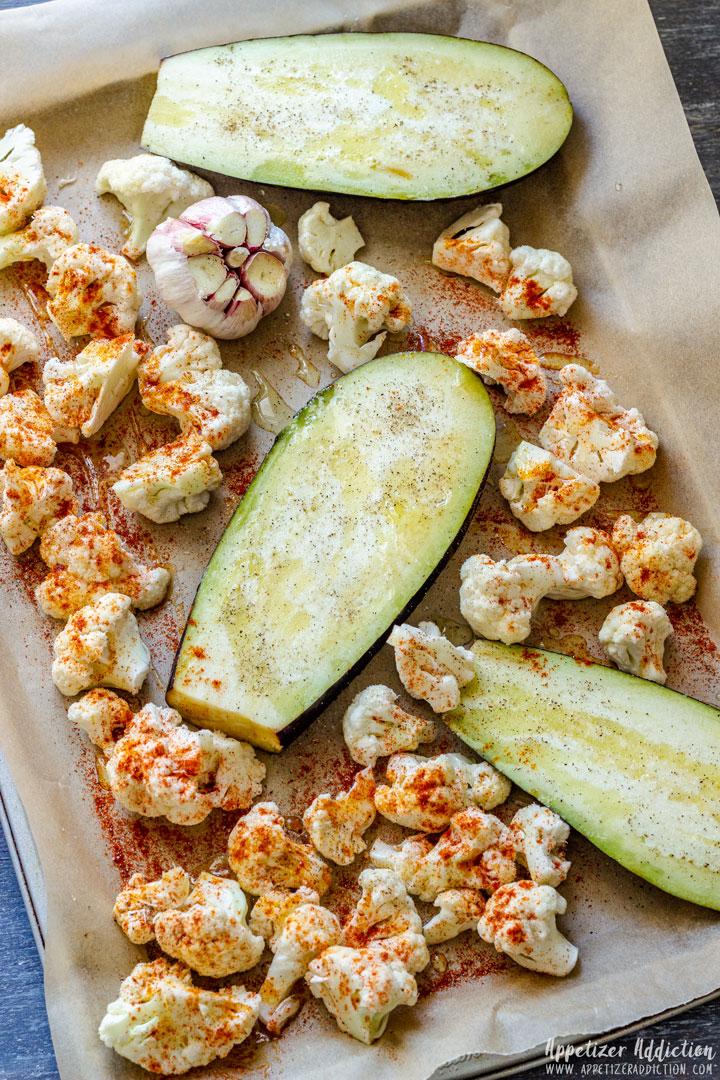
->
0, 0, 718, 1077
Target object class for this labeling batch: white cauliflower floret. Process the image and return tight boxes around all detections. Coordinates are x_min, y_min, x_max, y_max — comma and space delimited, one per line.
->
154, 873, 265, 978
503, 804, 571, 887
477, 880, 578, 976
51, 592, 150, 696
67, 686, 133, 752
36, 511, 171, 619
547, 526, 623, 600
258, 902, 341, 1032
112, 432, 222, 524
423, 888, 486, 945
375, 753, 511, 832
0, 124, 46, 235
500, 441, 600, 532
599, 599, 673, 683
432, 203, 511, 293
342, 868, 429, 975
612, 512, 702, 604
456, 328, 547, 415
499, 245, 577, 319
300, 260, 412, 373
43, 333, 143, 440
297, 201, 365, 275
113, 868, 192, 944
98, 957, 260, 1075
459, 552, 560, 644
0, 206, 78, 270
96, 153, 214, 260
303, 766, 376, 865
539, 364, 658, 482
342, 684, 436, 768
228, 801, 332, 896
388, 621, 475, 713
0, 388, 56, 466
248, 887, 321, 948
0, 459, 76, 554
46, 242, 142, 339
0, 317, 40, 396
370, 807, 516, 902
140, 323, 222, 384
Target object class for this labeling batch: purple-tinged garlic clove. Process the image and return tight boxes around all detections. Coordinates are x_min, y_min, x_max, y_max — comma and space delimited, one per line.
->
241, 252, 287, 312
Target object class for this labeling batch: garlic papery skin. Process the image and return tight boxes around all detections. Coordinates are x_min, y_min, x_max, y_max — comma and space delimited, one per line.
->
146, 195, 293, 340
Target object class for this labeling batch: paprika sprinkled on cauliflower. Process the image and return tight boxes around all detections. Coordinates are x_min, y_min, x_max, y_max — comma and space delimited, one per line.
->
67, 686, 133, 751
432, 203, 511, 293
0, 459, 76, 554
503, 804, 571, 887
0, 124, 46, 235
113, 868, 192, 944
112, 432, 222, 524
423, 888, 486, 945
297, 201, 365, 275
547, 526, 623, 600
0, 317, 39, 396
342, 868, 429, 976
477, 880, 578, 977
228, 801, 332, 897
388, 621, 475, 713
455, 328, 547, 415
300, 260, 412, 373
459, 552, 560, 644
154, 873, 265, 978
98, 957, 260, 1075
51, 592, 150, 696
303, 766, 376, 865
499, 245, 577, 319
46, 242, 142, 339
342, 684, 436, 768
0, 388, 57, 466
96, 153, 214, 260
499, 441, 600, 532
43, 334, 144, 440
375, 753, 511, 832
612, 512, 703, 604
0, 206, 78, 270
248, 887, 321, 948
540, 365, 658, 483
599, 599, 673, 682
370, 807, 516, 902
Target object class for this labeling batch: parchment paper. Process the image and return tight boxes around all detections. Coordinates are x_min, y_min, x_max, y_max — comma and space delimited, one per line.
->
0, 1, 719, 1078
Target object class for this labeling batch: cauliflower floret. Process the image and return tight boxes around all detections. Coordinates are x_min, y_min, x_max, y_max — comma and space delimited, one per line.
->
259, 902, 341, 1032
36, 512, 171, 619
0, 124, 46, 235
370, 807, 516, 902
112, 432, 222, 524
43, 334, 143, 440
154, 873, 265, 978
455, 328, 547, 415
499, 245, 577, 319
0, 317, 40, 396
46, 242, 142, 339
612, 512, 702, 604
423, 888, 486, 944
432, 203, 511, 293
0, 459, 76, 554
139, 323, 221, 385
459, 552, 561, 644
503, 804, 571, 887
342, 684, 436, 768
51, 592, 150, 696
388, 621, 475, 713
599, 599, 673, 683
547, 526, 623, 600
303, 766, 376, 865
477, 880, 578, 976
342, 868, 429, 975
300, 260, 412, 373
67, 686, 133, 751
297, 201, 365, 275
500, 441, 600, 532
113, 868, 192, 944
248, 887, 321, 948
375, 752, 511, 832
0, 206, 78, 271
539, 364, 658, 482
0, 388, 56, 466
228, 801, 332, 896
98, 957, 260, 1075
306, 946, 418, 1044
96, 153, 214, 260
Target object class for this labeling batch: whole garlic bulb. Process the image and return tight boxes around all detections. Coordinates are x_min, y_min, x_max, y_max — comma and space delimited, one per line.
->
146, 195, 293, 339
